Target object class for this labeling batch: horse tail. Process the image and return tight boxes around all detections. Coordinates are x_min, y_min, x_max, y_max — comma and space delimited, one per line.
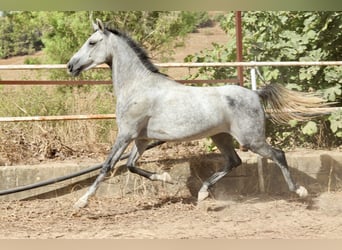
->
256, 83, 328, 124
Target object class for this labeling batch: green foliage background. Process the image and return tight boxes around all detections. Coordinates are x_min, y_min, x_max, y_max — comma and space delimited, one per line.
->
0, 11, 43, 58
185, 11, 342, 148
0, 11, 208, 62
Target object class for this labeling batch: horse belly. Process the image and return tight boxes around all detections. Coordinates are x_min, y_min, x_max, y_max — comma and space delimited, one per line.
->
146, 121, 226, 141
145, 97, 228, 141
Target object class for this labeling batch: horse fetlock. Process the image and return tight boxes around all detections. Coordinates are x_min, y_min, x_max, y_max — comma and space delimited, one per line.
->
197, 190, 209, 202
73, 196, 89, 209
295, 186, 308, 198
150, 172, 173, 183
197, 185, 210, 202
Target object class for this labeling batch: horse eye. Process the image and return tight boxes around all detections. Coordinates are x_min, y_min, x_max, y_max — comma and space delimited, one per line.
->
89, 41, 97, 46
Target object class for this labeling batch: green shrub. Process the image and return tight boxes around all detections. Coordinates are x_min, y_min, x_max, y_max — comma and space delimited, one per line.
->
0, 11, 43, 59
185, 11, 342, 148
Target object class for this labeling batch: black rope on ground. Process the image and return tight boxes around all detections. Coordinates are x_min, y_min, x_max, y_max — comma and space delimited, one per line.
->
0, 140, 166, 196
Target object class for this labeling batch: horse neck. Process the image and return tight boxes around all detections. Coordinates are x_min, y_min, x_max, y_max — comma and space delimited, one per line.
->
110, 35, 153, 97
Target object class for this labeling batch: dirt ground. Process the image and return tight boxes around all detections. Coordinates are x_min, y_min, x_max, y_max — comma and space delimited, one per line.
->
1, 143, 342, 239
1, 190, 342, 239
1, 137, 341, 239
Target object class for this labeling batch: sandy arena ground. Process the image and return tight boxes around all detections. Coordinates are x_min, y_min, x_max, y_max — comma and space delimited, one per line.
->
0, 190, 342, 239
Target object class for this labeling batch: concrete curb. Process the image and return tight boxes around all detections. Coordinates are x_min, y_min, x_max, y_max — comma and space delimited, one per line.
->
0, 150, 341, 201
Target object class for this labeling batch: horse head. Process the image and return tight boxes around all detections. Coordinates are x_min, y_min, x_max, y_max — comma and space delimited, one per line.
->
67, 19, 111, 76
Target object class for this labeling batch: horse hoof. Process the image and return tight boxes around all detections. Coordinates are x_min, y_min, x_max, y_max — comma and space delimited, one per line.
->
161, 172, 173, 183
197, 190, 209, 202
73, 197, 88, 209
296, 186, 308, 197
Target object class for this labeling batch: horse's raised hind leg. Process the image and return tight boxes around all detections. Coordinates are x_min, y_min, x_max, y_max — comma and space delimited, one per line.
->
249, 142, 308, 197
74, 134, 132, 209
198, 133, 242, 202
126, 139, 172, 183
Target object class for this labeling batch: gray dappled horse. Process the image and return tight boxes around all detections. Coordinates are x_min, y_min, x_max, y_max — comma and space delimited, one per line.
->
68, 19, 325, 209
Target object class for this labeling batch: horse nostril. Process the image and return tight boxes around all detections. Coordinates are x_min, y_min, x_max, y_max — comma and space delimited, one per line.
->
67, 63, 73, 72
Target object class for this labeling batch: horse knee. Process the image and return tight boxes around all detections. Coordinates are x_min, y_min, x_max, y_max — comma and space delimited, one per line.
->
121, 161, 142, 179
127, 164, 138, 174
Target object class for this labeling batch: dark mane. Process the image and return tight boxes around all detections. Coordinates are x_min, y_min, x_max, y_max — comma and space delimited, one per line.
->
106, 27, 165, 75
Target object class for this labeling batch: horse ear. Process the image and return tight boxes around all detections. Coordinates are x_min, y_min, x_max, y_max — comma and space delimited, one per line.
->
92, 20, 98, 31
89, 11, 98, 31
96, 19, 105, 32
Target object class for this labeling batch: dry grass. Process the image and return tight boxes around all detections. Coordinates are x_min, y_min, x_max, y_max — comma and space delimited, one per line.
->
0, 85, 117, 165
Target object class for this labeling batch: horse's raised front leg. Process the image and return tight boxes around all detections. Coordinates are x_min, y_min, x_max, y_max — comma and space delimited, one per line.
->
126, 139, 172, 183
198, 133, 242, 202
74, 134, 132, 209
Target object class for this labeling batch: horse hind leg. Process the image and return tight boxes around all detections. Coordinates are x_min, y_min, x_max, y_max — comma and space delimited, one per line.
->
126, 139, 172, 183
198, 133, 242, 202
249, 141, 308, 197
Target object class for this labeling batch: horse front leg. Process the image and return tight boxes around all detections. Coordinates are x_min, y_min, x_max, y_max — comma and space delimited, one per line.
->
74, 134, 132, 209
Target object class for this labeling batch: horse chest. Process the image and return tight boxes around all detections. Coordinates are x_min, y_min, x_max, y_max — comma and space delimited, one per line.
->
116, 97, 152, 122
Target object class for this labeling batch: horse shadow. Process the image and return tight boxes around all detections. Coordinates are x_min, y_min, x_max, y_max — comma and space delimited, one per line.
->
184, 152, 342, 201
31, 151, 342, 205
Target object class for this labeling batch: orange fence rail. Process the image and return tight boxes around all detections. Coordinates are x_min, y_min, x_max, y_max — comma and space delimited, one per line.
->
0, 62, 341, 122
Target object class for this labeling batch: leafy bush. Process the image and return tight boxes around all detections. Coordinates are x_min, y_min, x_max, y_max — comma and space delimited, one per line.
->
0, 11, 43, 59
35, 11, 208, 63
0, 11, 209, 62
185, 11, 342, 148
